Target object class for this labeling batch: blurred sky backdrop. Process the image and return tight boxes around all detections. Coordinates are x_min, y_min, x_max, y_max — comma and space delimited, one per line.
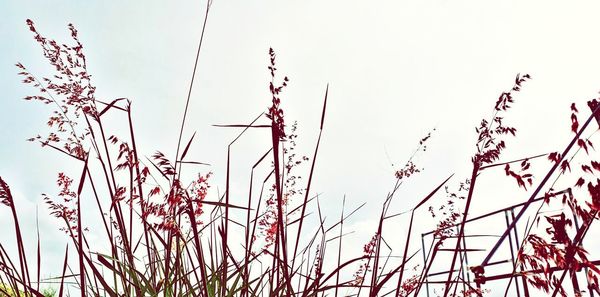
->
3, 1, 600, 295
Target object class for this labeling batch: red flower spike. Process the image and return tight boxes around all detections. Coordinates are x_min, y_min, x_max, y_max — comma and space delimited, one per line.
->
560, 160, 571, 173
571, 113, 579, 133
571, 103, 578, 113
578, 138, 589, 154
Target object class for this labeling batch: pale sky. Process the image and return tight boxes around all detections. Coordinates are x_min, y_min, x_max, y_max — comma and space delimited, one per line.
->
2, 1, 600, 296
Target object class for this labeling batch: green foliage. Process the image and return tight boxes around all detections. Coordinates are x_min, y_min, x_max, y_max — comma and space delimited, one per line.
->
41, 287, 57, 297
0, 284, 24, 297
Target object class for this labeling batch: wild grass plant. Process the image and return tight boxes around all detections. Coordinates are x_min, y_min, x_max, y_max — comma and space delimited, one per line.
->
3, 7, 600, 297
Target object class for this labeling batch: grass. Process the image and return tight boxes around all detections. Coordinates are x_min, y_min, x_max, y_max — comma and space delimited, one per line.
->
3, 10, 600, 297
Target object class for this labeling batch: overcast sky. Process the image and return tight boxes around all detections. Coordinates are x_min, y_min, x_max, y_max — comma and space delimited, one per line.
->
2, 1, 600, 295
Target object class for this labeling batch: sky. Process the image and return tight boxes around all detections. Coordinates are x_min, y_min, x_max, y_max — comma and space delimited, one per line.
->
2, 1, 600, 295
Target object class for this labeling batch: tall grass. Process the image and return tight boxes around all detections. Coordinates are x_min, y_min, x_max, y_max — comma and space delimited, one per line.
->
3, 11, 600, 297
